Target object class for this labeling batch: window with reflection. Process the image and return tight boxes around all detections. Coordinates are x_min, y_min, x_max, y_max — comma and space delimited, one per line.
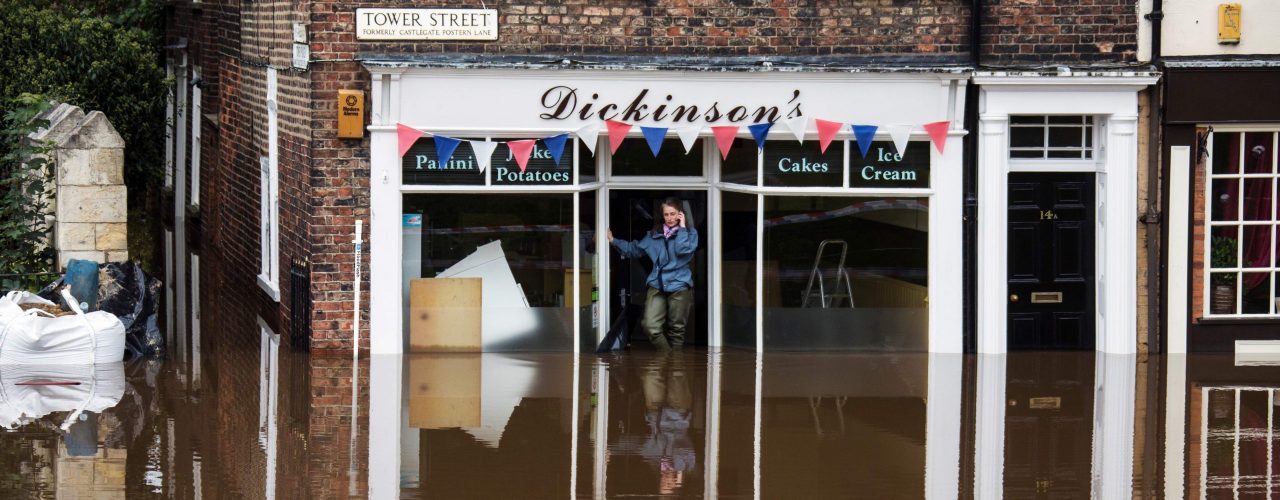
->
762, 196, 928, 350
1206, 131, 1279, 317
763, 141, 843, 187
721, 191, 758, 348
611, 138, 703, 177
402, 194, 575, 351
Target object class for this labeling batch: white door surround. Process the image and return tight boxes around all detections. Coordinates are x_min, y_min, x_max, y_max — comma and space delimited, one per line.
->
974, 74, 1159, 354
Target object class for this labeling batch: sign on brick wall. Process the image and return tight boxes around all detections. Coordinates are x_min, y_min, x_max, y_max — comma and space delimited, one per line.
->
356, 8, 498, 41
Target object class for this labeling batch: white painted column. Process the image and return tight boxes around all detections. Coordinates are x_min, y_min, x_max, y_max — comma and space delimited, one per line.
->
1164, 354, 1187, 499
925, 353, 962, 499
1102, 116, 1140, 354
977, 117, 1010, 354
973, 354, 1007, 500
1090, 353, 1136, 498
370, 72, 405, 354
929, 127, 967, 353
368, 354, 403, 499
1166, 146, 1192, 353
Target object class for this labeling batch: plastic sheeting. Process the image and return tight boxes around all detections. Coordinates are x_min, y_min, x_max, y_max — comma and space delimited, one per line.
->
0, 291, 126, 364
39, 262, 164, 359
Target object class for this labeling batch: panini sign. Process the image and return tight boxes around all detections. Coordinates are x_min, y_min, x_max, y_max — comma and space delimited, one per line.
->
356, 8, 498, 41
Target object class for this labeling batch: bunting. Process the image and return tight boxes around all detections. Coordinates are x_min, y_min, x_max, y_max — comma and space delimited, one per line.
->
397, 123, 424, 158
470, 140, 498, 173
815, 119, 843, 154
676, 125, 702, 154
543, 133, 569, 165
851, 124, 878, 158
507, 140, 536, 172
923, 121, 950, 154
782, 116, 807, 144
641, 126, 668, 157
605, 120, 632, 155
433, 135, 461, 168
393, 116, 953, 167
711, 126, 739, 160
747, 122, 774, 150
575, 122, 602, 156
886, 125, 913, 158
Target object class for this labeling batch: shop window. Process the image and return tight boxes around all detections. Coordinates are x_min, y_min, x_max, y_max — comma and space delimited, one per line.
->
764, 140, 843, 187
611, 138, 703, 177
1009, 115, 1095, 160
578, 191, 598, 351
258, 68, 280, 301
403, 193, 575, 351
762, 196, 928, 349
721, 191, 758, 348
402, 138, 576, 186
849, 141, 930, 189
720, 140, 759, 185
1206, 131, 1279, 317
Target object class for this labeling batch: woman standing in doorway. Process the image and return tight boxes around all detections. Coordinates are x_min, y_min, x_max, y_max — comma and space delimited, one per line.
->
608, 198, 699, 350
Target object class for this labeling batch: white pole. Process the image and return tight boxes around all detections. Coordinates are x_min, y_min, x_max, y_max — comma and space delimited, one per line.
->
353, 219, 363, 354
350, 218, 363, 496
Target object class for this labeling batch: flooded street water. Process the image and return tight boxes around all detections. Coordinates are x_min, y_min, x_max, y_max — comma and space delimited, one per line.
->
0, 338, 1275, 498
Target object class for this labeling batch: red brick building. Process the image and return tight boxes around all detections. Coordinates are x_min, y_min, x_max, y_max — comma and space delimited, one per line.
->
163, 0, 1154, 359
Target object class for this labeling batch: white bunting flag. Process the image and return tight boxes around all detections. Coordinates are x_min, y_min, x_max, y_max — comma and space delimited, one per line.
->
886, 124, 913, 158
575, 122, 602, 156
783, 116, 808, 144
470, 140, 498, 173
676, 125, 702, 154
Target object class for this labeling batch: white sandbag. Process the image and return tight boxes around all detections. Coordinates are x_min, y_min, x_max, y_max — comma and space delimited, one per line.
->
0, 362, 125, 430
0, 291, 126, 365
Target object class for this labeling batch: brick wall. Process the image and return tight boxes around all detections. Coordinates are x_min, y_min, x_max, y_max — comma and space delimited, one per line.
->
980, 0, 1139, 65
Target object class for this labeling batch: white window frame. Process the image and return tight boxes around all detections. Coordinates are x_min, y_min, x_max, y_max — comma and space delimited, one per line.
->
164, 57, 175, 189
1008, 114, 1099, 161
190, 65, 202, 207
257, 318, 280, 498
1197, 385, 1277, 499
1202, 128, 1280, 318
258, 68, 281, 301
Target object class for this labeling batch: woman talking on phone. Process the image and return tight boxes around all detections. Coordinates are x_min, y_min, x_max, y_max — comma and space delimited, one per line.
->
608, 197, 699, 350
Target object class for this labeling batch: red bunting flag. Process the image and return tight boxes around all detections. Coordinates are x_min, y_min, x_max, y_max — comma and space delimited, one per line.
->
815, 119, 843, 154
508, 140, 536, 172
397, 122, 424, 158
711, 126, 739, 160
923, 121, 951, 154
606, 120, 632, 154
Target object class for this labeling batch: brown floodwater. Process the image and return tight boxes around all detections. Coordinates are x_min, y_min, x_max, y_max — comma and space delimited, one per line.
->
0, 340, 1275, 499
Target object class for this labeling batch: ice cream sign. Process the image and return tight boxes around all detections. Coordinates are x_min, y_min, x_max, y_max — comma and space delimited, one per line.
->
849, 141, 930, 189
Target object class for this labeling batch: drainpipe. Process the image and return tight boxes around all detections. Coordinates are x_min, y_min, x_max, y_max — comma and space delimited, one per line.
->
1143, 1, 1163, 353
962, 0, 981, 352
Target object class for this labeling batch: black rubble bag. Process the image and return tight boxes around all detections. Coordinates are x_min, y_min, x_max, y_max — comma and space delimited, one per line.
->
97, 262, 165, 359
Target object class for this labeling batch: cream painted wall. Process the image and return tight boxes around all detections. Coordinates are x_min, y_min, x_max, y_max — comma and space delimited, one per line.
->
1162, 0, 1280, 56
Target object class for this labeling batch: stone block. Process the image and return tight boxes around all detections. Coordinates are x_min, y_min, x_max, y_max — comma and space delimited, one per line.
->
58, 148, 124, 186
58, 185, 126, 223
95, 223, 127, 251
56, 459, 95, 485
56, 222, 97, 251
59, 250, 105, 269
105, 250, 129, 263
104, 448, 128, 460
94, 461, 126, 484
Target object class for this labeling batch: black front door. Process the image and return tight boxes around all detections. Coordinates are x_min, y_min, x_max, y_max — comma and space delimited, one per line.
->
1007, 173, 1096, 350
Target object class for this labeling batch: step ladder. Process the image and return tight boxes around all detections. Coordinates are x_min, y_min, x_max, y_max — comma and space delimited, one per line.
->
800, 239, 855, 309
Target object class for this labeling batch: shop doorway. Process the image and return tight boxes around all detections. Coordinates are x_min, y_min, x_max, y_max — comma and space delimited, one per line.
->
1006, 173, 1096, 350
607, 189, 709, 348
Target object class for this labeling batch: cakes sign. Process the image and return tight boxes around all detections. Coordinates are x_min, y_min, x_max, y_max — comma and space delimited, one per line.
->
356, 8, 498, 41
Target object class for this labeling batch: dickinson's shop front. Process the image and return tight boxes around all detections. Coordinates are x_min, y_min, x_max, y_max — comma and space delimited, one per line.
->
363, 63, 967, 354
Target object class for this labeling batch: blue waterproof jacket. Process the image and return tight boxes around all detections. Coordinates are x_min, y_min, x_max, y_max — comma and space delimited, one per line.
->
612, 227, 699, 293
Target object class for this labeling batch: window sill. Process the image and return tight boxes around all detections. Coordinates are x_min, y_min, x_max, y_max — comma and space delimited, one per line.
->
257, 275, 281, 303
1198, 317, 1280, 326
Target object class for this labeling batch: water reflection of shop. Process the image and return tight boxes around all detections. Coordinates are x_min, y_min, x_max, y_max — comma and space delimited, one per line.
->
385, 351, 966, 499
368, 65, 966, 354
